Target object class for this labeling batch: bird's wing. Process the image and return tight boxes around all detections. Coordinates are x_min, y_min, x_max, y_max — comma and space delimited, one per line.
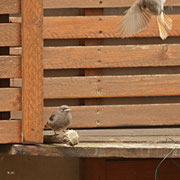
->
116, 0, 152, 37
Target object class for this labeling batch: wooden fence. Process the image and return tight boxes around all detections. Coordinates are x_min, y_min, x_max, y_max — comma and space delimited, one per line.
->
1, 0, 180, 144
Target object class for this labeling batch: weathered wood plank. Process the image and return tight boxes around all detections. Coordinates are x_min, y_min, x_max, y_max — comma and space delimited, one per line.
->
11, 74, 180, 98
43, 45, 180, 69
0, 88, 21, 111
44, 75, 180, 98
0, 56, 21, 78
0, 24, 20, 46
10, 44, 180, 69
11, 143, 180, 158
44, 104, 180, 127
10, 15, 180, 39
78, 136, 180, 143
0, 0, 20, 14
75, 128, 180, 137
44, 129, 180, 143
11, 104, 180, 128
44, 0, 180, 8
22, 0, 43, 143
44, 15, 180, 39
0, 121, 21, 144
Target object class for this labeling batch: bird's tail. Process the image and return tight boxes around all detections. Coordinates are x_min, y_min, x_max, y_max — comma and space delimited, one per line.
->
157, 12, 172, 40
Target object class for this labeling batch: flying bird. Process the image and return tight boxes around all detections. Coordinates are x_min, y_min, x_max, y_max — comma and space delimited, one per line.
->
116, 0, 172, 40
46, 105, 72, 135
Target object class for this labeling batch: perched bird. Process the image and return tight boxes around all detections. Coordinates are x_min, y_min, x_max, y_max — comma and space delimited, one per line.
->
46, 105, 72, 135
116, 0, 172, 40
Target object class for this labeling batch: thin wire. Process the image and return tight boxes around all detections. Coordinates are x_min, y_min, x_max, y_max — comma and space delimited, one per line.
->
155, 147, 177, 180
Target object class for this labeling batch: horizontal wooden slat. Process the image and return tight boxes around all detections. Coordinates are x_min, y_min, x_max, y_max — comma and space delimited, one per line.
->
45, 75, 180, 98
76, 128, 180, 137
44, 0, 180, 8
0, 0, 20, 14
44, 15, 180, 39
11, 104, 180, 128
10, 15, 180, 39
46, 104, 180, 127
10, 44, 180, 69
44, 44, 180, 69
10, 47, 22, 55
0, 56, 21, 78
78, 135, 180, 143
0, 120, 21, 143
11, 142, 180, 158
44, 129, 180, 143
0, 24, 20, 46
2, 0, 178, 13
10, 74, 180, 98
0, 88, 21, 111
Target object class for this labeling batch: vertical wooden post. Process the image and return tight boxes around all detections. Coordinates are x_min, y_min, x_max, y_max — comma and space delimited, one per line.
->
22, 0, 43, 143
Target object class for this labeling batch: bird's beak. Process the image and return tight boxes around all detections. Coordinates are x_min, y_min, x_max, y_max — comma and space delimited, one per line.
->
44, 123, 51, 128
64, 108, 71, 112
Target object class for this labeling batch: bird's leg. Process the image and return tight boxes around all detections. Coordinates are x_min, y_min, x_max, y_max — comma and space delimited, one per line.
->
54, 130, 58, 136
62, 128, 67, 133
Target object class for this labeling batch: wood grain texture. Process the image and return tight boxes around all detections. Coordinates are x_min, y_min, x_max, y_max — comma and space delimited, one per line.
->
11, 74, 180, 98
0, 0, 20, 14
75, 128, 180, 137
0, 24, 20, 46
0, 120, 21, 143
10, 15, 180, 39
78, 135, 180, 143
44, 0, 180, 8
0, 56, 21, 78
0, 88, 21, 111
43, 44, 180, 69
11, 104, 180, 128
44, 104, 180, 128
46, 75, 180, 98
10, 44, 180, 69
22, 0, 43, 143
11, 142, 180, 158
44, 15, 180, 39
